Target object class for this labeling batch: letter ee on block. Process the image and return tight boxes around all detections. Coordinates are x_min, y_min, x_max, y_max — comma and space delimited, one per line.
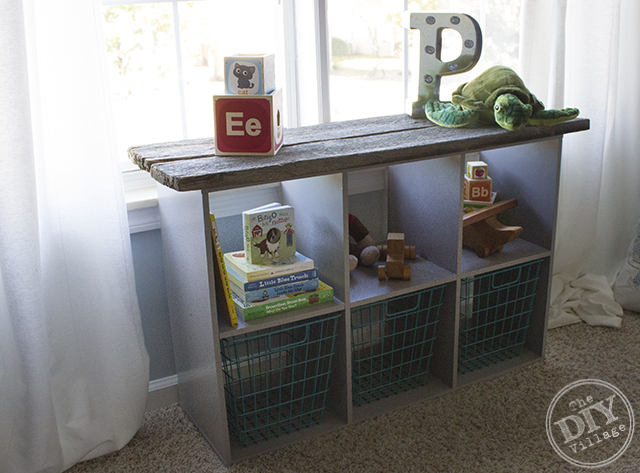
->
214, 89, 284, 156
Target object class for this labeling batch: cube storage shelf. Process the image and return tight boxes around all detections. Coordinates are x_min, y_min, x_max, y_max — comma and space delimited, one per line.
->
130, 113, 589, 465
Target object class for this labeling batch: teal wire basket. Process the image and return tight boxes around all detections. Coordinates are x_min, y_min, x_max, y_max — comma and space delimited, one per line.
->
221, 312, 341, 446
458, 259, 542, 374
351, 285, 445, 406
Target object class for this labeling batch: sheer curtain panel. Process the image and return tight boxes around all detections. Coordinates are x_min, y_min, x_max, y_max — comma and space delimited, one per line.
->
0, 1, 150, 472
520, 0, 640, 327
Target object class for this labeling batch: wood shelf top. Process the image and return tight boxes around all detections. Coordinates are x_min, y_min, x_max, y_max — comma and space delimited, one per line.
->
129, 114, 590, 192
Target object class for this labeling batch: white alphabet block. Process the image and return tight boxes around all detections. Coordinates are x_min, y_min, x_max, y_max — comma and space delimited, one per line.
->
466, 160, 489, 180
224, 54, 276, 96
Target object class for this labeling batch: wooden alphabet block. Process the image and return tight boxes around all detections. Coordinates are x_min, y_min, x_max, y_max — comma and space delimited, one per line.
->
224, 54, 276, 96
466, 160, 488, 180
464, 175, 492, 202
214, 89, 284, 156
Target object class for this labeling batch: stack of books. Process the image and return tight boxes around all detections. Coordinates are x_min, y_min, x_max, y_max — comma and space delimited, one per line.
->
211, 202, 333, 323
224, 251, 333, 321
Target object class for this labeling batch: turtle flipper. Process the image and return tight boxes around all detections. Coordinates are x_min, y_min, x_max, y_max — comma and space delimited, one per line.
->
426, 101, 480, 128
529, 107, 579, 126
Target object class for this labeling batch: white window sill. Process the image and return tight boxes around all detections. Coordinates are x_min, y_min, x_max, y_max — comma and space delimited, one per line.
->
125, 167, 160, 233
126, 185, 158, 211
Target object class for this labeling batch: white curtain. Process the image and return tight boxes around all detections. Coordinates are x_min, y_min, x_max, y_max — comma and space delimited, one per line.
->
520, 0, 640, 328
0, 1, 150, 472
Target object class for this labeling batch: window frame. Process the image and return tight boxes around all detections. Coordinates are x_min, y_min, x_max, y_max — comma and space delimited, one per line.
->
105, 0, 334, 209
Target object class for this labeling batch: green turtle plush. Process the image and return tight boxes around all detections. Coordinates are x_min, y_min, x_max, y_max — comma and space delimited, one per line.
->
426, 65, 579, 131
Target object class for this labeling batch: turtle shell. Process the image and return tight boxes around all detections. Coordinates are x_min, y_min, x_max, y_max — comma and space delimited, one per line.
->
452, 65, 543, 124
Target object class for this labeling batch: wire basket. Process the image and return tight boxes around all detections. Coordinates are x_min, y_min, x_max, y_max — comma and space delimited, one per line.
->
351, 285, 445, 406
221, 312, 341, 446
458, 259, 542, 374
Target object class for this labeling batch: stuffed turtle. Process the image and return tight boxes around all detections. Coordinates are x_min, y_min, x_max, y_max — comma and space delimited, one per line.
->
426, 65, 579, 131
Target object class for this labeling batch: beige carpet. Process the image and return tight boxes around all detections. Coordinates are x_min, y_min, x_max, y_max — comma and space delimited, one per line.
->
68, 312, 640, 473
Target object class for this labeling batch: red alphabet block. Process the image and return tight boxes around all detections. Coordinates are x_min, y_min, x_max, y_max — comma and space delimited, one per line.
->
464, 175, 493, 202
214, 89, 284, 156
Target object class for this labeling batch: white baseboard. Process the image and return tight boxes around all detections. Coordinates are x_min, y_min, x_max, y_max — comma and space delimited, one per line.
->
146, 375, 179, 412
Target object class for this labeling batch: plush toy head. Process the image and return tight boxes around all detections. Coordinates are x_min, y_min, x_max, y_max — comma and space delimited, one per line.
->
493, 94, 532, 131
348, 214, 380, 271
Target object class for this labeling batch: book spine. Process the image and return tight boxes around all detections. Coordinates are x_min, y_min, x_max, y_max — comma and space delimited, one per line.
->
210, 215, 238, 327
228, 267, 319, 292
242, 211, 251, 258
233, 278, 320, 303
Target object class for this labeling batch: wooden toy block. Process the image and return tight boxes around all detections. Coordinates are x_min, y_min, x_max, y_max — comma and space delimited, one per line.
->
464, 175, 492, 202
224, 54, 275, 95
463, 199, 523, 258
377, 244, 416, 260
466, 160, 488, 180
214, 89, 284, 156
386, 233, 405, 255
378, 233, 412, 281
386, 257, 411, 280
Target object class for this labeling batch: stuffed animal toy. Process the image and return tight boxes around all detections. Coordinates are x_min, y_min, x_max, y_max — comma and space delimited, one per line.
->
348, 214, 380, 271
426, 65, 579, 131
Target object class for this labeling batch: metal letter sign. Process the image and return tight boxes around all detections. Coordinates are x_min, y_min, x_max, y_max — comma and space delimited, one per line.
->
407, 12, 482, 117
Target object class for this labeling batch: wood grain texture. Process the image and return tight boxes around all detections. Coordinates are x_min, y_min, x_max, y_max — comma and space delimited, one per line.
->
128, 114, 590, 192
462, 198, 519, 227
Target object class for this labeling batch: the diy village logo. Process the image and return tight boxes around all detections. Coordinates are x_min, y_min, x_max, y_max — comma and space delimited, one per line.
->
546, 379, 635, 468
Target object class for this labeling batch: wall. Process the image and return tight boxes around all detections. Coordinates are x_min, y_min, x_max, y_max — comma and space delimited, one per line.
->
130, 229, 175, 382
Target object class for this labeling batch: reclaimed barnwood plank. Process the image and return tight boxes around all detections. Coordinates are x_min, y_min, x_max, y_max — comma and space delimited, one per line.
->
128, 114, 590, 192
128, 114, 435, 171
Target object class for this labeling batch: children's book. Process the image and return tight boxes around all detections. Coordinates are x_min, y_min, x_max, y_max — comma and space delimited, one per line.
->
231, 281, 334, 321
210, 215, 238, 327
224, 251, 314, 282
230, 276, 320, 303
226, 264, 319, 292
242, 202, 296, 265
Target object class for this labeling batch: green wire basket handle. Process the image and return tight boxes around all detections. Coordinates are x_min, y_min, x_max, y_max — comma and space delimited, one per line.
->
385, 293, 422, 318
268, 325, 310, 351
491, 266, 523, 289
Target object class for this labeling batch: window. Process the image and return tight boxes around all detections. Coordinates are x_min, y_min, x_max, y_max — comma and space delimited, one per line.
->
103, 1, 282, 171
102, 0, 520, 203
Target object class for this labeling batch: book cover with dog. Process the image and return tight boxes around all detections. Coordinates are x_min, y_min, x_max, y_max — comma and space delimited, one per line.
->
242, 202, 296, 265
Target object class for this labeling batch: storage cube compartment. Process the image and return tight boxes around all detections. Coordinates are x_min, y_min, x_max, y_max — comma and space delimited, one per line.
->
208, 174, 346, 334
351, 285, 445, 406
458, 259, 542, 374
348, 159, 458, 304
221, 312, 341, 446
461, 141, 561, 273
